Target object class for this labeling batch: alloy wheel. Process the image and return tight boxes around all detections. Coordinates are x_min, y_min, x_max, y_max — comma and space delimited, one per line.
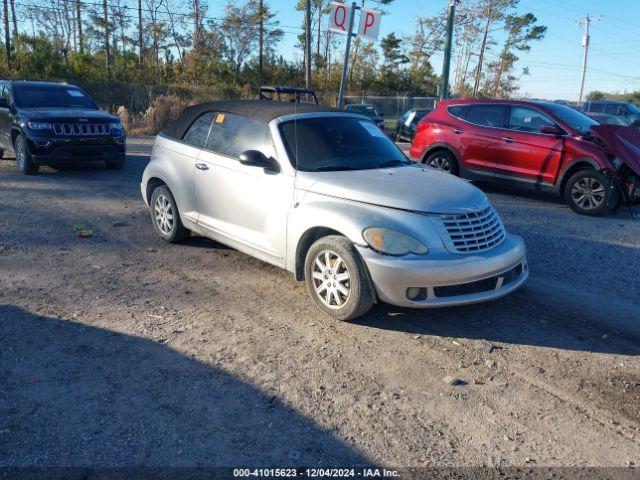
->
311, 250, 351, 309
154, 194, 175, 235
429, 156, 451, 172
571, 177, 605, 211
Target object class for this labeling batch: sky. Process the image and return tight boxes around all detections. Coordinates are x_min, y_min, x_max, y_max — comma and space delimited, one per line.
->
205, 0, 640, 101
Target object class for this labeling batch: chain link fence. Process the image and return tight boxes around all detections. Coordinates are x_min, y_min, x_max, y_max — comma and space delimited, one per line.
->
343, 95, 438, 119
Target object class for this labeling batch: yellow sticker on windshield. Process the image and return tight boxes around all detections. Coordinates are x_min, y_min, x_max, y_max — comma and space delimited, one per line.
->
216, 113, 225, 123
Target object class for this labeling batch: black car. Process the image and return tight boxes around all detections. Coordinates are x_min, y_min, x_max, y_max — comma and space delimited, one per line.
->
395, 107, 432, 142
344, 104, 385, 129
582, 100, 640, 127
0, 80, 126, 174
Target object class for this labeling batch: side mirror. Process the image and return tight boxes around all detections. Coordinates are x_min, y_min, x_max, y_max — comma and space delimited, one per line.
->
540, 124, 564, 136
0, 98, 8, 109
239, 150, 280, 173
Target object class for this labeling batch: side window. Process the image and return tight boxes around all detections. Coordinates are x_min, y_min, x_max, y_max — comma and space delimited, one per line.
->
466, 105, 507, 128
447, 105, 468, 119
603, 103, 619, 115
589, 103, 605, 113
182, 112, 215, 147
206, 112, 275, 159
508, 106, 556, 133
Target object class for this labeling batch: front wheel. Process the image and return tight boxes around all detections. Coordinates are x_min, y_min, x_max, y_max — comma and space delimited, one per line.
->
564, 169, 617, 216
304, 235, 375, 321
424, 150, 458, 175
14, 134, 38, 175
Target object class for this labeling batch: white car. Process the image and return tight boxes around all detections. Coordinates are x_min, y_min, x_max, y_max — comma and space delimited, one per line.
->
141, 100, 528, 321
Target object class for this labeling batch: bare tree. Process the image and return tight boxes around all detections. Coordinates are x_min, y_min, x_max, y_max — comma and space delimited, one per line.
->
4, 0, 11, 70
76, 0, 83, 54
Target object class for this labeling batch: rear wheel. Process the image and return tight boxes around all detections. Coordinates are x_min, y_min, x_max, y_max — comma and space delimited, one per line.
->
564, 169, 617, 216
304, 235, 374, 321
150, 185, 190, 243
14, 134, 38, 175
424, 149, 458, 175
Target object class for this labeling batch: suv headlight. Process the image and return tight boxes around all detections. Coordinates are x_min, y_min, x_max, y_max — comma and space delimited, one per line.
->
363, 227, 428, 256
27, 122, 52, 130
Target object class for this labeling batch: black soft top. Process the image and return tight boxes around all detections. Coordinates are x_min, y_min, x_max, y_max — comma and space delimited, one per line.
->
165, 100, 337, 140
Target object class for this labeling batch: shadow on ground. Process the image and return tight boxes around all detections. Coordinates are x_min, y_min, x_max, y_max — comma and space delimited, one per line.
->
0, 305, 369, 467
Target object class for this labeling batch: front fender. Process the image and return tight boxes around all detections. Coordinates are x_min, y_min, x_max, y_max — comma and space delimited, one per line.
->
286, 191, 446, 273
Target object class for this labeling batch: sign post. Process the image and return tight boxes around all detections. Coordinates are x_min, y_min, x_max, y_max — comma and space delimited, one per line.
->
330, 2, 382, 109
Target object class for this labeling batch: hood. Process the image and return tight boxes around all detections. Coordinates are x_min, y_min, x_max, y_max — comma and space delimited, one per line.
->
296, 164, 489, 214
17, 108, 118, 122
590, 125, 640, 176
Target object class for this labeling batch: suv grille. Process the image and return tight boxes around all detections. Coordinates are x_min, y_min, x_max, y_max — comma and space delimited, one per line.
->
437, 204, 505, 253
53, 123, 110, 136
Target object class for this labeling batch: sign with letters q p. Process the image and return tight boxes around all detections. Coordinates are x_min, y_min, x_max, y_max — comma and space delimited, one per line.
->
329, 3, 353, 35
358, 8, 382, 41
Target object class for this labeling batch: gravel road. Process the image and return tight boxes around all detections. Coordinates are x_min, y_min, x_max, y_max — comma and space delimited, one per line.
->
1, 136, 640, 469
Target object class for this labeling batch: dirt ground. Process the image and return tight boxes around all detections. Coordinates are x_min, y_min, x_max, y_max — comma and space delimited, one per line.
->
1, 136, 640, 469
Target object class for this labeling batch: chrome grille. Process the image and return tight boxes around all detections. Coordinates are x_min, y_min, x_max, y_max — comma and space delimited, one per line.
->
437, 204, 506, 253
53, 123, 110, 136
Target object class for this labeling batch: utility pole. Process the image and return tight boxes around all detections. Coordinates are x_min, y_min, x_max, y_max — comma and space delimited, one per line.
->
337, 2, 357, 109
76, 0, 84, 54
305, 0, 312, 90
103, 0, 110, 78
138, 0, 143, 68
578, 15, 600, 105
258, 0, 264, 86
3, 0, 10, 71
439, 0, 456, 100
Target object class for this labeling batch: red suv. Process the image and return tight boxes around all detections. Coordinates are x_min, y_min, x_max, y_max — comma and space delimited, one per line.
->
410, 99, 640, 216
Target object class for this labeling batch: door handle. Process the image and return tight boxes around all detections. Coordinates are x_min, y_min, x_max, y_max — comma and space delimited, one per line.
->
453, 128, 464, 134
195, 163, 209, 171
502, 137, 516, 143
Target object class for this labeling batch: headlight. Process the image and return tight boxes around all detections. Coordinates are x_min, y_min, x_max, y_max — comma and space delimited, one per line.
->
363, 227, 428, 256
27, 122, 52, 130
109, 122, 123, 131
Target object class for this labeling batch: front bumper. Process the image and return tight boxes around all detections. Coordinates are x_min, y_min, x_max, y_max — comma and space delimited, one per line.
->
26, 135, 126, 165
358, 234, 528, 308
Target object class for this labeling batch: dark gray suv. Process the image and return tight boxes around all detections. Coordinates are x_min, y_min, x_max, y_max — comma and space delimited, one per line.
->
582, 100, 640, 127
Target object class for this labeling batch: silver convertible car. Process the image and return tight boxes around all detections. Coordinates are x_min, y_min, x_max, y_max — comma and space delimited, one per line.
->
141, 101, 528, 321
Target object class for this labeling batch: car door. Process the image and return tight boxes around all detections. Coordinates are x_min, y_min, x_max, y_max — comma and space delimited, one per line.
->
194, 112, 293, 267
496, 105, 565, 186
459, 104, 508, 172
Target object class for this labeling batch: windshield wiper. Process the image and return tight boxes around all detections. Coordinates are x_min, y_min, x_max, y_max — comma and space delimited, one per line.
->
375, 160, 411, 168
313, 165, 363, 172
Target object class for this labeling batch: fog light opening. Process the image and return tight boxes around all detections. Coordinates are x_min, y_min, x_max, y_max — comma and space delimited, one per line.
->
34, 140, 51, 148
406, 287, 427, 301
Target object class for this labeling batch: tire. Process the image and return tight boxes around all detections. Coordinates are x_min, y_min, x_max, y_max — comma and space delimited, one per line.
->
424, 149, 458, 175
564, 169, 617, 216
0, 148, 4, 159
304, 235, 375, 321
14, 134, 38, 175
105, 158, 125, 169
149, 185, 190, 243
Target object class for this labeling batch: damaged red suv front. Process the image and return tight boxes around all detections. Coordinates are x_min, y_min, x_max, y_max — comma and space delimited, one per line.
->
410, 100, 640, 216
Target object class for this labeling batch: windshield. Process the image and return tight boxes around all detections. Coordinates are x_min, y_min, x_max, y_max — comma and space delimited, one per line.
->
279, 116, 410, 172
627, 103, 640, 114
543, 103, 599, 134
13, 84, 98, 109
345, 105, 378, 117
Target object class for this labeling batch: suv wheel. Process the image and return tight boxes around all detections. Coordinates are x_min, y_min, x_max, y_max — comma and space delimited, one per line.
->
304, 235, 374, 321
564, 169, 617, 216
424, 150, 458, 175
14, 134, 38, 175
150, 185, 190, 243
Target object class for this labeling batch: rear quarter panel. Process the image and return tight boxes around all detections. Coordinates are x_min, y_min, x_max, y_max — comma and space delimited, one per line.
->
142, 134, 200, 226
